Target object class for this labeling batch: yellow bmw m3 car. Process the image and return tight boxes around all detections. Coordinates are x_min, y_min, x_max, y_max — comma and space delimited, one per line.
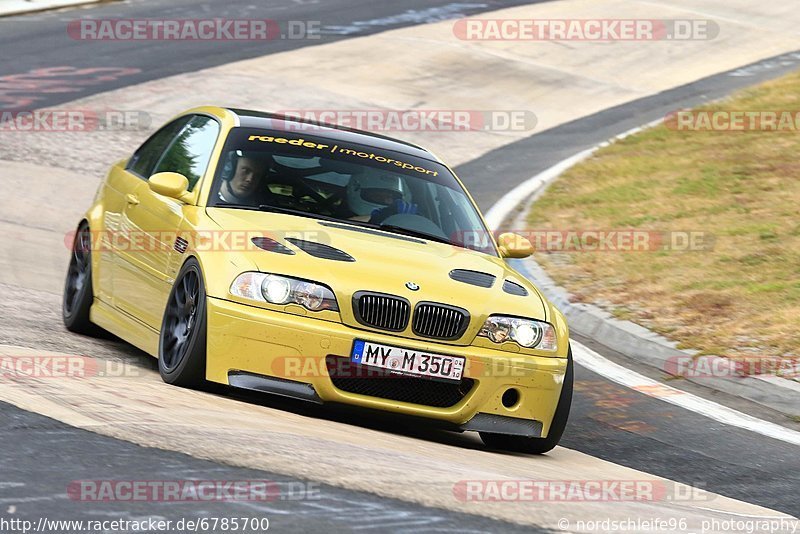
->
63, 106, 572, 454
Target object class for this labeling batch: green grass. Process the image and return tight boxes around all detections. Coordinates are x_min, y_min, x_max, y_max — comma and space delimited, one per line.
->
527, 70, 800, 360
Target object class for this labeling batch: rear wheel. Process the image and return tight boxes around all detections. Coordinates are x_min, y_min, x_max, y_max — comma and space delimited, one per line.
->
158, 258, 207, 387
63, 222, 98, 335
480, 346, 573, 454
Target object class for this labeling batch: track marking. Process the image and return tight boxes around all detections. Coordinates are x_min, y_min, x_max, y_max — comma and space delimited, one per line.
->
573, 341, 800, 447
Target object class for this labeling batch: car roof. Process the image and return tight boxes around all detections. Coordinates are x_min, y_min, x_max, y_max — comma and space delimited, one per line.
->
225, 108, 442, 163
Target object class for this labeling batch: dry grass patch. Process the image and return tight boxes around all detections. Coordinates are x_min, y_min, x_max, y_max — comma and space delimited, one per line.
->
527, 71, 800, 361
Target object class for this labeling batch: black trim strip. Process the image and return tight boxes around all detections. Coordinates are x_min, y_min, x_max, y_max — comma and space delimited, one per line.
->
461, 413, 543, 438
228, 371, 322, 404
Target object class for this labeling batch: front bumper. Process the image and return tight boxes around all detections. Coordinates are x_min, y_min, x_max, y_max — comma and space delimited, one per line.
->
206, 297, 568, 437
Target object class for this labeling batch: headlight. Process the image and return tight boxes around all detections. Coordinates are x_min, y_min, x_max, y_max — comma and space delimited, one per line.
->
230, 272, 338, 312
263, 275, 292, 304
478, 316, 557, 351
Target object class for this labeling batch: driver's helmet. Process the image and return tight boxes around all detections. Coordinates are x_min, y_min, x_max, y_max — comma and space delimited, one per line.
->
221, 150, 271, 182
346, 172, 407, 216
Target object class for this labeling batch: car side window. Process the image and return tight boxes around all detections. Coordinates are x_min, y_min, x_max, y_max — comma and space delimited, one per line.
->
127, 117, 190, 178
152, 115, 220, 191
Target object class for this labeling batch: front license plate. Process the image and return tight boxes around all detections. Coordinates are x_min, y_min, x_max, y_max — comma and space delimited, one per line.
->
351, 340, 465, 382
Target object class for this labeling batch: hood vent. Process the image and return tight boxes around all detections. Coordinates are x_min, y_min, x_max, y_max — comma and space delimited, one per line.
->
449, 269, 495, 288
502, 279, 528, 296
285, 238, 355, 262
251, 236, 294, 255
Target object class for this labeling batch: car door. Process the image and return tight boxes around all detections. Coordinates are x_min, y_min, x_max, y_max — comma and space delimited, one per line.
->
102, 116, 190, 308
114, 114, 220, 329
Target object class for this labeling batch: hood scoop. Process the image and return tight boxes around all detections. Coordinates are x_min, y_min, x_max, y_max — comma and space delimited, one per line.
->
285, 238, 355, 262
251, 236, 295, 255
449, 269, 495, 288
502, 279, 529, 296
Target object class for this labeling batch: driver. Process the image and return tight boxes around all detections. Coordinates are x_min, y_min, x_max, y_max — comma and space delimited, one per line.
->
346, 172, 417, 224
218, 151, 270, 204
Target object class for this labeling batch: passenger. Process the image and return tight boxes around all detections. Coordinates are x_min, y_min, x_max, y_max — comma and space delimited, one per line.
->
346, 172, 417, 224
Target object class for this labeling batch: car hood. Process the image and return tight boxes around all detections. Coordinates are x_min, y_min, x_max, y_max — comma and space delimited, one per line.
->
205, 207, 549, 327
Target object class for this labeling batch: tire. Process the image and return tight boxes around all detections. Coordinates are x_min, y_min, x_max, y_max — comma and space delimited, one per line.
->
480, 345, 574, 454
158, 258, 207, 388
63, 222, 98, 335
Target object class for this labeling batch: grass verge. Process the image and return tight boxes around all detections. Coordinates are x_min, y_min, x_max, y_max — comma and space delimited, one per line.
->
526, 70, 800, 364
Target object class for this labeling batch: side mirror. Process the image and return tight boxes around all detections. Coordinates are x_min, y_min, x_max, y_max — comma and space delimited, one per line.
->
497, 232, 533, 258
149, 172, 190, 201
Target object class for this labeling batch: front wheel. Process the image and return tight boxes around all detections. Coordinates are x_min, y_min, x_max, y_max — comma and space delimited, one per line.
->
480, 346, 573, 454
158, 258, 207, 388
63, 222, 98, 335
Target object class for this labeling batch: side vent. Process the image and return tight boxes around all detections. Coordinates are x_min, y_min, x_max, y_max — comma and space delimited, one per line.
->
251, 236, 295, 255
285, 238, 355, 262
449, 269, 495, 288
502, 279, 528, 296
174, 237, 188, 254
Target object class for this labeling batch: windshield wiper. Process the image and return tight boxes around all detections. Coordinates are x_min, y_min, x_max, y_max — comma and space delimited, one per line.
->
377, 224, 452, 245
256, 204, 328, 220
211, 203, 260, 211
213, 203, 335, 223
213, 204, 455, 245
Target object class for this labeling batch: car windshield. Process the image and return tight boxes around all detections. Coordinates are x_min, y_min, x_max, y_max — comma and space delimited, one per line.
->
208, 127, 497, 255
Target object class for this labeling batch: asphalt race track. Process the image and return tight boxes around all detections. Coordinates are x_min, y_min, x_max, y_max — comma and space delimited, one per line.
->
1, 0, 799, 532
0, 0, 539, 112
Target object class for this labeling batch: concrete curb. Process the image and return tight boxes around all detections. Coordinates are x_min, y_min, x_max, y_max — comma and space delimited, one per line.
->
489, 122, 800, 421
0, 0, 108, 17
